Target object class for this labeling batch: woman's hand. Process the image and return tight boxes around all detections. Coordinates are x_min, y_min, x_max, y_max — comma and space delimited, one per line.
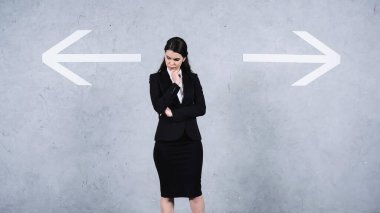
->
165, 107, 173, 117
171, 69, 182, 85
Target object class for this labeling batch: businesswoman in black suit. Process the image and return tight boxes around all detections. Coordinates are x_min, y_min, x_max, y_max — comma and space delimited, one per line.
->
149, 37, 206, 213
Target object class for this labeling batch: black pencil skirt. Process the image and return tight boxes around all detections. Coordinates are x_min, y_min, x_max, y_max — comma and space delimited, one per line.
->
153, 132, 203, 198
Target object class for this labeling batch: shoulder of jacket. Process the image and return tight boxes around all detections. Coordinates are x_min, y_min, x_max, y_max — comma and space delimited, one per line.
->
149, 72, 160, 84
149, 72, 160, 80
189, 72, 199, 79
150, 72, 159, 77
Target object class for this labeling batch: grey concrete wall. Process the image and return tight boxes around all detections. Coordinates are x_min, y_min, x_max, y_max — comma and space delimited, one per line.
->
1, 0, 380, 212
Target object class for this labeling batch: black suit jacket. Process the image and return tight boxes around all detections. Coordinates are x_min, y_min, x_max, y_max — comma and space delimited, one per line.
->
149, 70, 206, 141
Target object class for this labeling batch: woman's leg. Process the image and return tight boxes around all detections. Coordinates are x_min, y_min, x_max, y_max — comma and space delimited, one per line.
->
189, 195, 205, 213
160, 197, 174, 213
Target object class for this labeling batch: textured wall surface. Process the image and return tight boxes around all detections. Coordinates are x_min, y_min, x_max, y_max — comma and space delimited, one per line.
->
1, 0, 380, 212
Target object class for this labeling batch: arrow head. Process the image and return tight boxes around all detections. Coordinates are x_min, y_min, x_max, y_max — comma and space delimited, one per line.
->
42, 30, 93, 85
292, 31, 341, 86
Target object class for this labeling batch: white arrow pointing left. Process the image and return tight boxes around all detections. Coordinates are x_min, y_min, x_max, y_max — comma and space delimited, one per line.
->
42, 30, 141, 86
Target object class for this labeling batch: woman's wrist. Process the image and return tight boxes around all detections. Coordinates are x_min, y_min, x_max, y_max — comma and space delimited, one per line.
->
174, 80, 181, 86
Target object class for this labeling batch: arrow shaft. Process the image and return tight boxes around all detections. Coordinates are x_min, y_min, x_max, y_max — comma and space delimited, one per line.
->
243, 54, 328, 63
52, 54, 141, 62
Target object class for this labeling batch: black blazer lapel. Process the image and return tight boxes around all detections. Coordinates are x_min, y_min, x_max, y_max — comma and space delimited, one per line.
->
159, 69, 194, 106
181, 71, 191, 105
159, 69, 172, 89
159, 70, 181, 106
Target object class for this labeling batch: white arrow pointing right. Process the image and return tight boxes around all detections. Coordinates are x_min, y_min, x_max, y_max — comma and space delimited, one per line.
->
243, 31, 340, 86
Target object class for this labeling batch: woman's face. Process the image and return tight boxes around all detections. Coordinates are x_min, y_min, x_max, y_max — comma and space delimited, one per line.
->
165, 50, 186, 72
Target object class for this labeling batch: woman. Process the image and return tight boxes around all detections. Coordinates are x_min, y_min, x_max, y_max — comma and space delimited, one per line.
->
149, 37, 206, 213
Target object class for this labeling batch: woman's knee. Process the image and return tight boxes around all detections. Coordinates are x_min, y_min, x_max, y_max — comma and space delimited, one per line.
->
161, 197, 174, 202
189, 195, 202, 201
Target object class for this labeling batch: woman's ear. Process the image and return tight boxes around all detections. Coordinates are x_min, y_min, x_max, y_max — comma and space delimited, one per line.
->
183, 57, 186, 62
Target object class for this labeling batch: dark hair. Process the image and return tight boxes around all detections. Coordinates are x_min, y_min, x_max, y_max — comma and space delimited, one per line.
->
157, 37, 194, 74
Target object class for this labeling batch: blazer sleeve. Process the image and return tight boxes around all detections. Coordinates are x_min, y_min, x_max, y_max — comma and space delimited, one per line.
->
171, 73, 206, 122
149, 73, 181, 115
